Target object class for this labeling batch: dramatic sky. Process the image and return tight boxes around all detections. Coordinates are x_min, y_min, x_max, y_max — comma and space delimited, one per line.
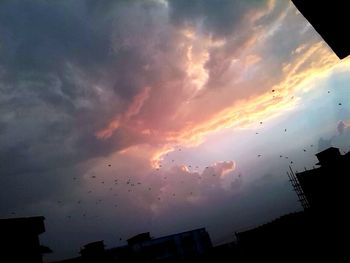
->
1, 0, 350, 261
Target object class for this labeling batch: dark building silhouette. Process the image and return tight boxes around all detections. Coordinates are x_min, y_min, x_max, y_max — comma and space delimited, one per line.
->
54, 228, 212, 263
295, 147, 350, 211
291, 0, 350, 59
209, 241, 238, 263
80, 241, 109, 263
53, 241, 119, 263
125, 228, 212, 263
127, 233, 151, 246
0, 216, 51, 263
234, 211, 322, 261
235, 147, 349, 261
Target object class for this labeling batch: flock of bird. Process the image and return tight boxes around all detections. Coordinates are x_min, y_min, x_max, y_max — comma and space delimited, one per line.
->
54, 156, 221, 225
9, 89, 345, 229
58, 155, 221, 240
254, 89, 343, 164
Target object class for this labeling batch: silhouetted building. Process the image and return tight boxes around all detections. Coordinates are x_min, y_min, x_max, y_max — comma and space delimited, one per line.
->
127, 232, 151, 246
234, 147, 350, 260
209, 241, 238, 263
125, 228, 212, 263
53, 241, 110, 263
54, 228, 212, 263
295, 147, 350, 211
235, 212, 317, 260
0, 216, 51, 263
292, 0, 350, 59
80, 241, 109, 263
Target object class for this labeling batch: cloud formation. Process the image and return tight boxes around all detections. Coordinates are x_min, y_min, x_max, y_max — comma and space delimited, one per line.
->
0, 0, 348, 260
337, 120, 350, 135
96, 0, 339, 155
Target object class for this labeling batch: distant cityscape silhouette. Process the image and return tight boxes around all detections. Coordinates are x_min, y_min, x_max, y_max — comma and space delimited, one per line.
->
1, 147, 348, 262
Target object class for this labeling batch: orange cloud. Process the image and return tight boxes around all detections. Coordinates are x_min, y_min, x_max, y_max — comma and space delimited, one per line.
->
95, 118, 121, 139
125, 86, 151, 119
96, 86, 151, 139
95, 2, 350, 167
168, 42, 341, 143
148, 43, 345, 164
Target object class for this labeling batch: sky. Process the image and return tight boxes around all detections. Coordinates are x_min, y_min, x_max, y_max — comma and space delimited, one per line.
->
1, 0, 350, 261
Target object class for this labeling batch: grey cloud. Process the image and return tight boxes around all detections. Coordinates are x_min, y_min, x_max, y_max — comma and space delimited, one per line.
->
0, 0, 171, 215
317, 120, 350, 153
337, 120, 346, 135
167, 0, 269, 38
0, 1, 112, 76
167, 0, 274, 94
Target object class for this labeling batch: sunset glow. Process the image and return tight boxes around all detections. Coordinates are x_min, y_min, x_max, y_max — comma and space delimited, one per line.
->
1, 1, 350, 261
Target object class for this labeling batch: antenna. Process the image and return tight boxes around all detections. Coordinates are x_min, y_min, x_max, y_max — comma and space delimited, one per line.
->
287, 166, 310, 210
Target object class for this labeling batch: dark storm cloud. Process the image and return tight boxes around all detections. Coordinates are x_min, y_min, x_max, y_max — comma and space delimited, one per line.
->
0, 0, 169, 214
0, 1, 113, 77
0, 1, 328, 261
0, 0, 315, 218
166, 0, 320, 100
167, 0, 268, 38
167, 0, 272, 92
